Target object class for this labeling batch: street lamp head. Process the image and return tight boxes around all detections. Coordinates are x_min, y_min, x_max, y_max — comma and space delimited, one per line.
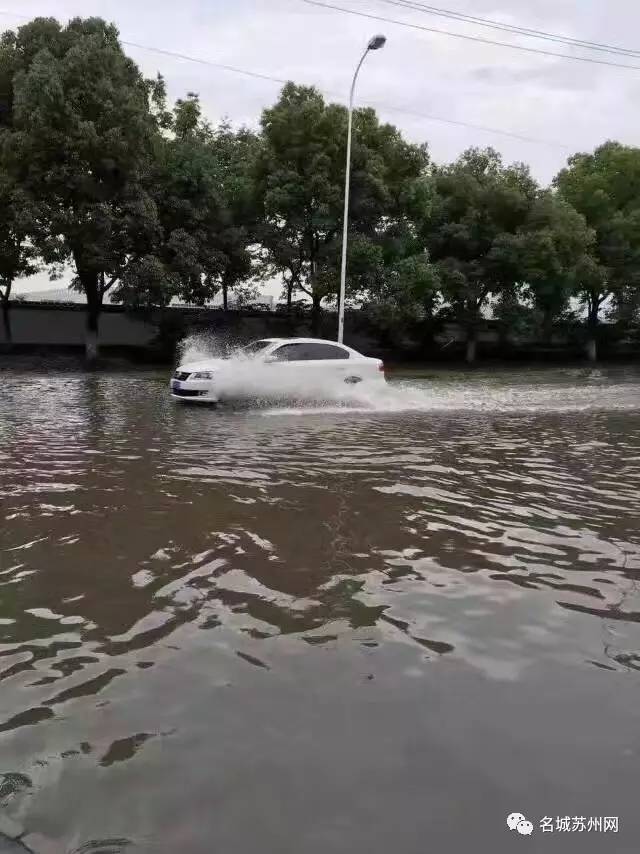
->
367, 34, 387, 50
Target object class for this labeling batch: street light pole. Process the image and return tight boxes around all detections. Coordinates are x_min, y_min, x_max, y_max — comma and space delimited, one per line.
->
337, 34, 386, 344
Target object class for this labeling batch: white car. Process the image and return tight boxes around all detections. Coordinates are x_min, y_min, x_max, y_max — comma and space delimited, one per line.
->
169, 337, 385, 404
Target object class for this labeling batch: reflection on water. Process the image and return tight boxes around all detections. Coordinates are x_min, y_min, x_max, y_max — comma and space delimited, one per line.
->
1, 365, 640, 853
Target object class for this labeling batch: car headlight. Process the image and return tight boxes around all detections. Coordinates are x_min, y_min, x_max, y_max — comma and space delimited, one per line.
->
192, 371, 214, 380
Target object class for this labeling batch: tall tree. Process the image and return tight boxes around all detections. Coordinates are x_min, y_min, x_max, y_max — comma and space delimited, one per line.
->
423, 147, 538, 363
210, 122, 260, 310
555, 141, 640, 360
255, 83, 428, 333
255, 84, 348, 332
0, 173, 40, 344
142, 95, 259, 311
1, 17, 165, 361
362, 178, 439, 352
137, 93, 226, 310
492, 192, 594, 341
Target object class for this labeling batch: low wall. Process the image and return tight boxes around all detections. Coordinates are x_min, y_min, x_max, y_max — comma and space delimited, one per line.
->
0, 302, 381, 359
1, 301, 637, 362
1, 303, 157, 347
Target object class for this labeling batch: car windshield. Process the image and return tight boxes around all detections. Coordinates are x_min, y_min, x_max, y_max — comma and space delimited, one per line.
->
238, 340, 274, 356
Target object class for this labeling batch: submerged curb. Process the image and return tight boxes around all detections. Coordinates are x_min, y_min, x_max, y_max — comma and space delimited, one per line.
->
0, 816, 23, 842
0, 828, 30, 852
0, 825, 58, 854
1, 821, 64, 854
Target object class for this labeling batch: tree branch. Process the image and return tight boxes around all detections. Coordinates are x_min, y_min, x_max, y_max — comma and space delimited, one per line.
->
103, 274, 119, 294
475, 285, 491, 309
102, 257, 132, 295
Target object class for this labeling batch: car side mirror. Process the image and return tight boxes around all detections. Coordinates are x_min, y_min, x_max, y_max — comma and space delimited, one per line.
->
263, 355, 277, 363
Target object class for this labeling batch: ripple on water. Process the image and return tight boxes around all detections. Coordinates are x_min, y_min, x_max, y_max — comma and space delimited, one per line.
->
1, 367, 640, 850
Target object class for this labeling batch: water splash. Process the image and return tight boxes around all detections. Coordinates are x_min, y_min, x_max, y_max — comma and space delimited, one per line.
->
175, 336, 385, 406
257, 374, 640, 415
174, 339, 640, 415
176, 332, 231, 365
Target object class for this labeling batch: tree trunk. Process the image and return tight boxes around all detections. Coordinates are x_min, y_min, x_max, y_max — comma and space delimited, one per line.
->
86, 304, 99, 364
287, 280, 294, 312
222, 281, 228, 311
311, 294, 322, 337
79, 270, 102, 364
465, 312, 477, 364
463, 300, 481, 365
586, 297, 599, 362
1, 295, 12, 347
465, 335, 477, 364
542, 308, 553, 346
419, 296, 436, 355
497, 318, 510, 352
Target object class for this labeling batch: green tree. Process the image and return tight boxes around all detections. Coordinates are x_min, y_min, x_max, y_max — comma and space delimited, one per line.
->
423, 147, 538, 363
492, 192, 594, 341
555, 141, 640, 360
362, 179, 439, 352
210, 122, 261, 310
255, 83, 349, 332
255, 83, 428, 333
1, 17, 165, 361
0, 173, 40, 343
140, 95, 259, 311
491, 288, 536, 351
0, 26, 44, 344
364, 248, 440, 351
134, 93, 225, 310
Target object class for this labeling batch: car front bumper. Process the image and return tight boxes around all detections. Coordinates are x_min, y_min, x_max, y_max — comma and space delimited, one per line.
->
169, 379, 218, 403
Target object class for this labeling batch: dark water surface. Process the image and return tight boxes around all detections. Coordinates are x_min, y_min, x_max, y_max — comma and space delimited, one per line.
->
1, 366, 640, 853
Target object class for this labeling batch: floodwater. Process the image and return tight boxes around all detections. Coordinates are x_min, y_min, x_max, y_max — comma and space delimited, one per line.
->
1, 363, 640, 854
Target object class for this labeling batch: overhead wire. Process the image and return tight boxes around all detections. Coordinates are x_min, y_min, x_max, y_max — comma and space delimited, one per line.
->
299, 0, 640, 72
0, 7, 571, 149
123, 41, 290, 86
376, 0, 640, 60
103, 39, 572, 149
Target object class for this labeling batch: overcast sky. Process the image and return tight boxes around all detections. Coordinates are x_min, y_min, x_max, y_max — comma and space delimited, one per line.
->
4, 0, 640, 293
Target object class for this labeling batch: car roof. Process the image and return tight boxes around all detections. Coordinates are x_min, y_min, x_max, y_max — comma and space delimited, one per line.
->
263, 337, 351, 346
249, 338, 366, 357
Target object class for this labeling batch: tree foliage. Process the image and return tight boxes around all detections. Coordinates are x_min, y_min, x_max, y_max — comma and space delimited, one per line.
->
555, 141, 640, 358
1, 16, 165, 359
492, 192, 594, 339
0, 170, 40, 341
421, 147, 538, 361
2, 16, 640, 364
136, 95, 260, 311
254, 83, 430, 331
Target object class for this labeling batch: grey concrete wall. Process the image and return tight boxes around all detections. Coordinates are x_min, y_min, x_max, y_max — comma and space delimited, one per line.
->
4, 302, 614, 361
0, 303, 380, 355
1, 305, 156, 347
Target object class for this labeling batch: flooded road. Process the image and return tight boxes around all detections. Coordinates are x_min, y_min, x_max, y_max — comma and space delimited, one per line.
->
1, 365, 640, 853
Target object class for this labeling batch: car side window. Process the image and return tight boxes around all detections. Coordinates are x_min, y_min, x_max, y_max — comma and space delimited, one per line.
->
271, 343, 351, 361
271, 343, 305, 362
304, 344, 350, 360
